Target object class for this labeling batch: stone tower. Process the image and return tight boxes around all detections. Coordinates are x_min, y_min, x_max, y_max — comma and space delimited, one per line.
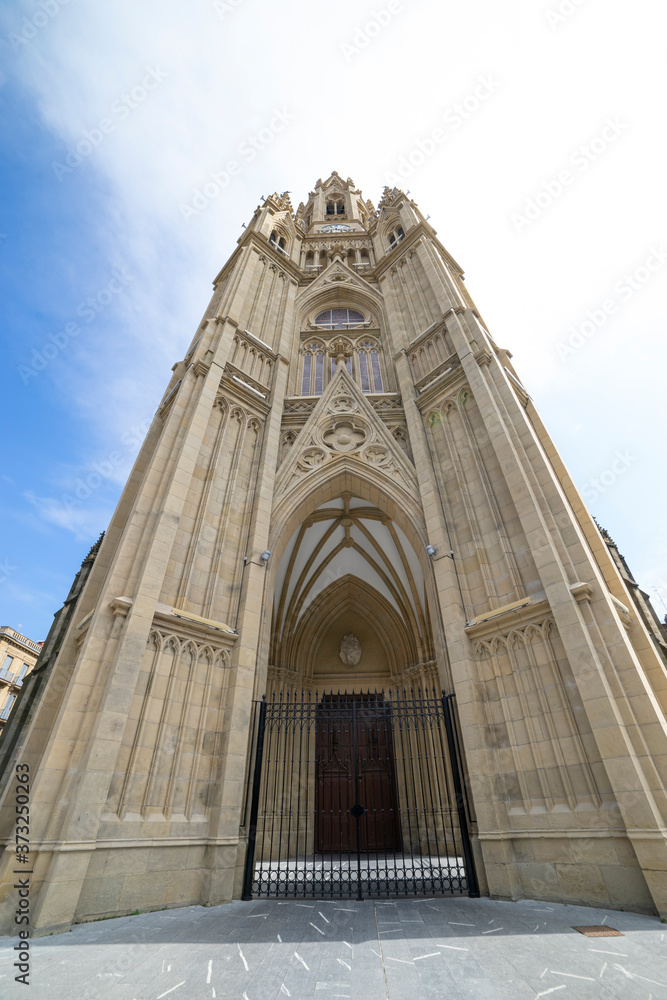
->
2, 173, 667, 934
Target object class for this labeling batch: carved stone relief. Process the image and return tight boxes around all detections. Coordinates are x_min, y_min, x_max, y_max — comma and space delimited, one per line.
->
340, 633, 362, 666
275, 371, 419, 500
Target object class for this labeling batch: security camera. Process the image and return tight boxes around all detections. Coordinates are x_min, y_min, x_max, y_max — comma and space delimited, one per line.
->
426, 544, 437, 557
260, 550, 271, 564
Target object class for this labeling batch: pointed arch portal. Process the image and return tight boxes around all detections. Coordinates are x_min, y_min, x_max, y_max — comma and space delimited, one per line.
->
241, 487, 479, 901
271, 494, 433, 690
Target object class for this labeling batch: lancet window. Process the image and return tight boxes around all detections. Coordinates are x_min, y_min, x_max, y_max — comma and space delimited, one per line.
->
299, 337, 385, 396
388, 226, 405, 249
269, 230, 287, 254
325, 197, 346, 216
358, 341, 384, 393
301, 343, 325, 396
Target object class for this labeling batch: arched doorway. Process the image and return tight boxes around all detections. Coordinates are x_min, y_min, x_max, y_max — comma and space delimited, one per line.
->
269, 493, 434, 691
242, 482, 478, 900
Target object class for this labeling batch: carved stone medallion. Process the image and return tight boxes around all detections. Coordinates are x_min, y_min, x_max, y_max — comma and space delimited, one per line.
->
339, 632, 362, 666
323, 419, 366, 453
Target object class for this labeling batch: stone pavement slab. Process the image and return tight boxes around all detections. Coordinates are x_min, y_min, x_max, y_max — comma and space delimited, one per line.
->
0, 895, 666, 1000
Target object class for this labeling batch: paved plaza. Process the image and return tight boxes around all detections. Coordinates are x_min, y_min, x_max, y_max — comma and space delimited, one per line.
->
1, 894, 666, 1000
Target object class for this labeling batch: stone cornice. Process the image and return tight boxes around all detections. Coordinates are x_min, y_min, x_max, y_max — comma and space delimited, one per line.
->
218, 370, 271, 415
479, 828, 627, 841
108, 599, 239, 648
155, 604, 238, 647
234, 327, 278, 362
414, 363, 466, 412
0, 627, 41, 656
464, 598, 550, 640
406, 312, 463, 353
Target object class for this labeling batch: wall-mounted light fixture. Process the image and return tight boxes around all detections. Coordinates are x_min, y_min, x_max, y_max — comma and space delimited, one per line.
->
260, 550, 271, 565
426, 544, 437, 557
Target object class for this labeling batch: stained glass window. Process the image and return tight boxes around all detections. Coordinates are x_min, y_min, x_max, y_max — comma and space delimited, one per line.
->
370, 350, 383, 391
314, 352, 324, 395
359, 351, 370, 393
301, 353, 312, 395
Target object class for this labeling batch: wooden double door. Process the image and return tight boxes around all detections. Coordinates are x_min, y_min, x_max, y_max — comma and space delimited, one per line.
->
315, 694, 401, 853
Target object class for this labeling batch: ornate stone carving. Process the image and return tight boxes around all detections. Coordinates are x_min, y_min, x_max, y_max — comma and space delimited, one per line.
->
283, 398, 317, 415
301, 446, 328, 468
329, 393, 358, 414
339, 633, 362, 666
323, 419, 366, 453
275, 369, 419, 500
371, 395, 403, 411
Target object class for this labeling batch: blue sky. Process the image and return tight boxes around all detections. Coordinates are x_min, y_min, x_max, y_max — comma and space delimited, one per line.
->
1, 0, 666, 640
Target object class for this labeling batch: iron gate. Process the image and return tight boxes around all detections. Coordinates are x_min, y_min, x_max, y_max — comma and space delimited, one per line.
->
242, 689, 479, 900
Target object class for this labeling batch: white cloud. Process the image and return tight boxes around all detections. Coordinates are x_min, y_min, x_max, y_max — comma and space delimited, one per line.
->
23, 490, 114, 541
3, 0, 666, 587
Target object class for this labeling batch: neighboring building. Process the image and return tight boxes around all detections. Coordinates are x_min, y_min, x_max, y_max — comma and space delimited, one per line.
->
2, 174, 667, 935
0, 628, 41, 729
0, 536, 104, 788
594, 519, 667, 659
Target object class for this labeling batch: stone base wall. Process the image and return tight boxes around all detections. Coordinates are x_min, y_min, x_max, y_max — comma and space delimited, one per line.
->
482, 834, 656, 914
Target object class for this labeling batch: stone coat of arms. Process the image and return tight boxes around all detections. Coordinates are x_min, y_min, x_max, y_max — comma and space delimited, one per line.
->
339, 633, 362, 666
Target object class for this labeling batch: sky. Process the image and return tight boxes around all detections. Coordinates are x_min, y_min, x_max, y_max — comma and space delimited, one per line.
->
0, 0, 666, 641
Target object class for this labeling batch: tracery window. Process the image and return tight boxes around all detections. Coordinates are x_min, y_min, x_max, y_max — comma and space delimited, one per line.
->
301, 343, 326, 395
315, 309, 364, 329
269, 230, 287, 253
358, 341, 384, 393
301, 337, 385, 395
388, 226, 405, 249
326, 197, 346, 216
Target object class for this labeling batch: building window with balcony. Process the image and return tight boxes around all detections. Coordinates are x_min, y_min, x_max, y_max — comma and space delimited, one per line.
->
0, 695, 16, 721
15, 664, 29, 686
0, 655, 14, 680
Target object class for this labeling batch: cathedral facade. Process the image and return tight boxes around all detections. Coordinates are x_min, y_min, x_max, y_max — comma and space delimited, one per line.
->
2, 174, 667, 934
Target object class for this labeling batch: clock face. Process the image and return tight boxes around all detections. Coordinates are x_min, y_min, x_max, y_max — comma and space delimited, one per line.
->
319, 224, 352, 233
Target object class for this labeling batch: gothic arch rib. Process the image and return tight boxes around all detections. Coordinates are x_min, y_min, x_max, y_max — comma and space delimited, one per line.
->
280, 575, 417, 682
295, 262, 386, 329
270, 492, 434, 679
